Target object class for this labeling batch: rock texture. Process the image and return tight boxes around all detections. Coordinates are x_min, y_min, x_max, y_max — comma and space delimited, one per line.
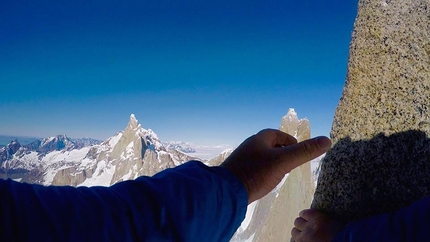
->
312, 0, 430, 222
206, 149, 233, 167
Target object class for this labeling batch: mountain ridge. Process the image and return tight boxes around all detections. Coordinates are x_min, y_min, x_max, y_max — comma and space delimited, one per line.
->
0, 114, 200, 185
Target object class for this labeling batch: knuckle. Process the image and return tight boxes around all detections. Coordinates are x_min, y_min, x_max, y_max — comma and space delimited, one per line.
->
258, 128, 270, 134
291, 227, 299, 237
293, 217, 300, 226
300, 141, 314, 160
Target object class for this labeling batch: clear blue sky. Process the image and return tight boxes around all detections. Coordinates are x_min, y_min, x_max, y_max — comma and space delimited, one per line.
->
1, 0, 358, 146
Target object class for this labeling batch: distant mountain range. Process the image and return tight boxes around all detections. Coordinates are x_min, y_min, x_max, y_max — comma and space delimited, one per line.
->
0, 135, 102, 164
1, 136, 102, 164
0, 135, 101, 147
162, 141, 196, 153
0, 135, 41, 146
0, 115, 209, 186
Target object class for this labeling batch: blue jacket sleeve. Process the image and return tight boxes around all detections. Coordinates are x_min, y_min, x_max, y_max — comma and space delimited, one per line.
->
0, 161, 248, 242
332, 196, 430, 242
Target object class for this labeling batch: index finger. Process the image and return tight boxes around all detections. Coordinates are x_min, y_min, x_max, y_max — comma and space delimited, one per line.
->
275, 136, 331, 172
256, 129, 297, 147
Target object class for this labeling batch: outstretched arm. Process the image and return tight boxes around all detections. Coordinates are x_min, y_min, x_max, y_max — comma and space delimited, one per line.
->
0, 161, 248, 241
1, 129, 331, 241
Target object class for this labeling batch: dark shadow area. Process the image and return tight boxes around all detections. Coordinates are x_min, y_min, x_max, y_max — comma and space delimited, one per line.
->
312, 130, 430, 222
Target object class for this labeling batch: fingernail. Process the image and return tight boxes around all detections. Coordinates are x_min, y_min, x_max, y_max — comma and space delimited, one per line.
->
316, 137, 331, 151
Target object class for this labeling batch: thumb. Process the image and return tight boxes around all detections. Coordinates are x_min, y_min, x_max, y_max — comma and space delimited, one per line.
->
276, 136, 331, 172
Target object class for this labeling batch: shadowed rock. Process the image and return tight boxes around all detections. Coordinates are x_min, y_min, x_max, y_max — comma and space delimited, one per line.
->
312, 0, 430, 222
313, 130, 430, 221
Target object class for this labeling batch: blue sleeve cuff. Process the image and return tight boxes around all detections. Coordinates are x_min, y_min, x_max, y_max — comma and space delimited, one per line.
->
207, 163, 249, 210
136, 160, 249, 241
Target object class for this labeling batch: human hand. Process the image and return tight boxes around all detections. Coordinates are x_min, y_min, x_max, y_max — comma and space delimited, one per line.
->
220, 129, 331, 204
291, 209, 345, 242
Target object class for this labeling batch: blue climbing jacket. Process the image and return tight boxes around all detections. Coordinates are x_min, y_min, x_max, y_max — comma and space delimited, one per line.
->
0, 161, 248, 242
333, 196, 430, 241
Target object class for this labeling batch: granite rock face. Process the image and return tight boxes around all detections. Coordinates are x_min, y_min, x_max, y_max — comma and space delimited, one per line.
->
312, 0, 430, 221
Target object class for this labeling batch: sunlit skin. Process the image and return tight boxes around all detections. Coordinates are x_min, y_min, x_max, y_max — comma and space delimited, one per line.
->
220, 129, 346, 241
221, 129, 331, 204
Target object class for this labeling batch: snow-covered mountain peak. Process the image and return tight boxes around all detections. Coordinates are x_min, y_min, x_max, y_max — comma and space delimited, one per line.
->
35, 134, 75, 152
142, 129, 163, 150
122, 115, 164, 152
127, 114, 139, 130
283, 108, 299, 124
9, 139, 20, 146
0, 140, 22, 164
287, 108, 297, 117
3, 139, 21, 151
280, 108, 309, 139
